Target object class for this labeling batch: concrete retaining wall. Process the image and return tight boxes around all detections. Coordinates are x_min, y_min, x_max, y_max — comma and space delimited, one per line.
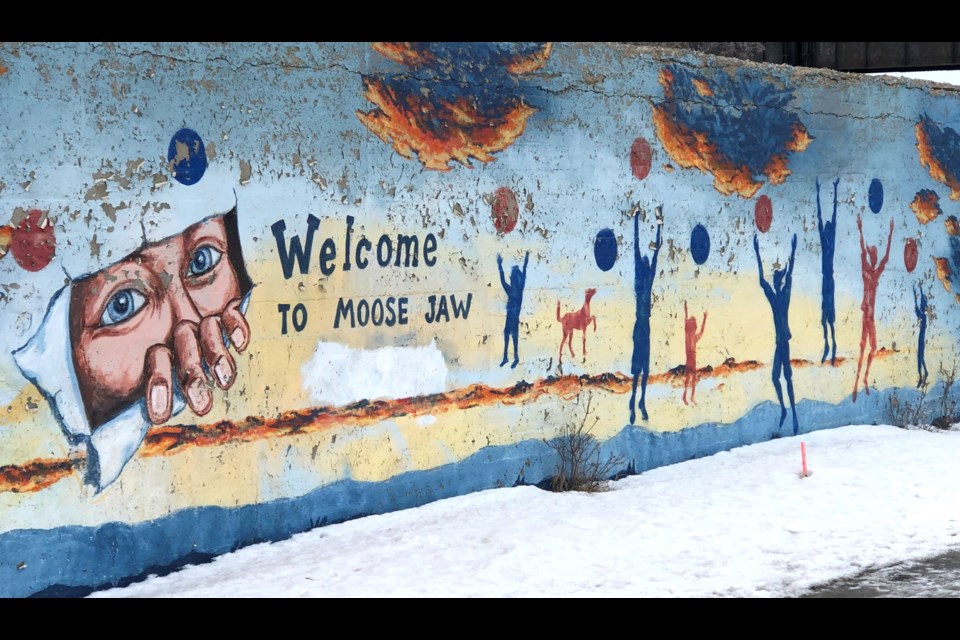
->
1, 42, 958, 596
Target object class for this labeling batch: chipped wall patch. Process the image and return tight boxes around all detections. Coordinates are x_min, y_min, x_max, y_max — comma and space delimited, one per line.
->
301, 340, 448, 407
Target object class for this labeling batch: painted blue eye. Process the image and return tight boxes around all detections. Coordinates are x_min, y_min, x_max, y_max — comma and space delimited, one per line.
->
100, 289, 146, 327
188, 245, 222, 277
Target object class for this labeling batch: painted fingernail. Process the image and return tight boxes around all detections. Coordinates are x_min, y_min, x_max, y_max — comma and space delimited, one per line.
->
231, 327, 245, 350
187, 379, 211, 412
214, 356, 233, 387
149, 382, 169, 419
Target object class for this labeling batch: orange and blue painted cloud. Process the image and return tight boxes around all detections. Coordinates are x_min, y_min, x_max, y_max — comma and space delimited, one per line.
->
357, 43, 551, 172
934, 230, 960, 303
910, 189, 942, 224
653, 65, 812, 198
946, 215, 960, 237
916, 114, 960, 200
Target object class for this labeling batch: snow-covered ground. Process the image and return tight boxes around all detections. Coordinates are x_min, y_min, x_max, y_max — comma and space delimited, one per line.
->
89, 423, 960, 598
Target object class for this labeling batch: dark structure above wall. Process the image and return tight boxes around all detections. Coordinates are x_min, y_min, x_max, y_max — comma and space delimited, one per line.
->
763, 43, 960, 72
625, 42, 960, 74
627, 42, 765, 62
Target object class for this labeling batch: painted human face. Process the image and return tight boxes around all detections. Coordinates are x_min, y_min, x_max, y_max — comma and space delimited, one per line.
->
70, 215, 241, 427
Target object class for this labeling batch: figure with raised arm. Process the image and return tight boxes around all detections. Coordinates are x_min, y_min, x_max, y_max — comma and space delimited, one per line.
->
497, 251, 529, 369
682, 300, 708, 406
914, 284, 929, 389
853, 214, 894, 401
629, 205, 663, 424
754, 233, 799, 435
816, 177, 839, 365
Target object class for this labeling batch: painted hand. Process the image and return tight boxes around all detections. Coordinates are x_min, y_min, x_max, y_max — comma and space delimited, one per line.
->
144, 299, 250, 424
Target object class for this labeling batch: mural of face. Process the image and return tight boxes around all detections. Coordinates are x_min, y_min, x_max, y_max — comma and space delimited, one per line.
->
69, 213, 250, 428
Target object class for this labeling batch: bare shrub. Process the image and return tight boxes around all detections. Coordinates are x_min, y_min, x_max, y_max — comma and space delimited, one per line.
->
932, 360, 959, 430
544, 394, 624, 493
886, 385, 929, 430
887, 360, 959, 431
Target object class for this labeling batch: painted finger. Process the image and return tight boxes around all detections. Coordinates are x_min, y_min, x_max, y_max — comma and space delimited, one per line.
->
200, 315, 235, 390
221, 298, 251, 353
144, 344, 174, 425
173, 320, 212, 416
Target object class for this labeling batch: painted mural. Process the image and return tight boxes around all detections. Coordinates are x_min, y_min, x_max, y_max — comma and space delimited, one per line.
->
1, 42, 959, 597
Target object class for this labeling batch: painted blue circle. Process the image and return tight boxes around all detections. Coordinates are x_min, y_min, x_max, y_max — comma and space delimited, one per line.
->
168, 128, 207, 186
690, 224, 710, 265
869, 178, 883, 214
594, 228, 618, 272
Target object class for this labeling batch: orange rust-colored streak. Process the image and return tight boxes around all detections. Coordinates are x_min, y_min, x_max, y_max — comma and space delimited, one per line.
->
916, 122, 960, 200
0, 458, 79, 493
142, 358, 773, 457
910, 190, 942, 224
1, 354, 897, 493
504, 43, 553, 74
658, 359, 765, 387
371, 42, 435, 67
356, 78, 536, 172
0, 65, 7, 76
934, 257, 954, 292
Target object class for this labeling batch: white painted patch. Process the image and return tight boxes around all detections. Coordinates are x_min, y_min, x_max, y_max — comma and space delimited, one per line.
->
301, 340, 447, 407
416, 415, 437, 428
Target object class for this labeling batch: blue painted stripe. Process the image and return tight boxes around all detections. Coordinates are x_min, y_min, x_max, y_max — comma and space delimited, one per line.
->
0, 386, 927, 598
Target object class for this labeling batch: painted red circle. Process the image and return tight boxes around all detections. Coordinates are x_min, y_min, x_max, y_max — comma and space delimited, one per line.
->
904, 238, 919, 273
491, 187, 519, 235
10, 209, 56, 272
630, 137, 652, 181
754, 195, 773, 233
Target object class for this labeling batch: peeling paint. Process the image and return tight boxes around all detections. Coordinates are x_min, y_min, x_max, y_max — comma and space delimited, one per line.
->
124, 158, 145, 177
100, 202, 127, 223
84, 182, 108, 201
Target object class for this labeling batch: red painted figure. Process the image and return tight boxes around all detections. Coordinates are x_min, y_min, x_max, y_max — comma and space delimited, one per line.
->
682, 300, 707, 405
853, 214, 894, 402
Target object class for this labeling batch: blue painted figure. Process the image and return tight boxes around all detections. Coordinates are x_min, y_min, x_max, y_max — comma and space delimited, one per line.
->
497, 252, 529, 369
816, 178, 839, 365
629, 205, 663, 424
914, 285, 929, 388
754, 233, 799, 435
